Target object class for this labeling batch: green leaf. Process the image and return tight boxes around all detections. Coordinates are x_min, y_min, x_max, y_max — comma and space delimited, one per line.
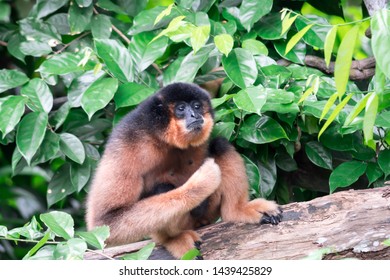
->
274, 36, 306, 64
97, 0, 126, 15
95, 39, 134, 83
256, 13, 284, 40
320, 92, 338, 121
191, 25, 210, 53
212, 122, 235, 140
68, 70, 105, 108
54, 238, 87, 260
180, 248, 201, 260
122, 242, 155, 260
91, 14, 112, 39
153, 15, 186, 41
7, 34, 26, 62
114, 82, 155, 109
318, 93, 353, 139
129, 32, 169, 72
378, 149, 390, 178
344, 92, 372, 126
324, 26, 338, 67
20, 41, 52, 57
285, 24, 313, 55
305, 141, 333, 170
214, 34, 234, 56
0, 96, 26, 137
222, 48, 257, 89
275, 153, 297, 172
47, 13, 71, 35
239, 0, 272, 32
281, 12, 298, 35
363, 92, 378, 149
70, 161, 91, 192
334, 25, 360, 96
242, 39, 268, 55
75, 0, 93, 7
77, 226, 110, 250
366, 162, 384, 186
31, 0, 69, 19
68, 2, 93, 34
240, 115, 288, 144
329, 161, 367, 193
19, 17, 61, 46
81, 77, 118, 119
60, 133, 86, 164
371, 9, 390, 79
0, 69, 29, 93
40, 211, 74, 240
32, 130, 60, 164
47, 164, 75, 207
16, 112, 48, 165
376, 111, 390, 128
21, 78, 53, 113
23, 230, 51, 260
242, 155, 261, 196
233, 86, 267, 115
128, 6, 173, 35
258, 156, 277, 197
0, 225, 7, 237
163, 45, 213, 85
295, 15, 331, 49
37, 53, 82, 75
154, 3, 174, 25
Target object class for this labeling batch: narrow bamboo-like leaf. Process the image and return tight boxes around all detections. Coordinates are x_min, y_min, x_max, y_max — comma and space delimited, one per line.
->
298, 87, 314, 104
285, 24, 313, 55
59, 133, 85, 164
344, 92, 373, 126
363, 92, 378, 149
320, 92, 338, 121
329, 161, 367, 193
154, 3, 174, 25
214, 34, 234, 56
16, 112, 48, 165
318, 93, 353, 139
324, 25, 338, 67
334, 25, 360, 97
281, 12, 298, 35
23, 231, 51, 260
371, 9, 390, 79
40, 211, 74, 240
0, 96, 26, 137
152, 15, 186, 41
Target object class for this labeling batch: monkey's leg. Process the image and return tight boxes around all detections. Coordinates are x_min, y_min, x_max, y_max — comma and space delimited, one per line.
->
210, 138, 282, 224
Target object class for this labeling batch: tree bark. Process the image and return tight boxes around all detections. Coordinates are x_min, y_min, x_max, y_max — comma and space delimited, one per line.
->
84, 186, 390, 260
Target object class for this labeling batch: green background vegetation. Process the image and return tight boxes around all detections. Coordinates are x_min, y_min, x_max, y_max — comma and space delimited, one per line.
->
0, 0, 389, 259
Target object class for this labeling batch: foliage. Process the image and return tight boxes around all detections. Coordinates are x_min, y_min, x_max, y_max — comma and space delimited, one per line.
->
0, 0, 389, 259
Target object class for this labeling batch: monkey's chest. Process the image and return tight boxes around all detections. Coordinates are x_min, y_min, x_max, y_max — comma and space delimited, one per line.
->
144, 150, 205, 192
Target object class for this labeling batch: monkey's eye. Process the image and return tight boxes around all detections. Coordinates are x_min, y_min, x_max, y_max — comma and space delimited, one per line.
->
193, 102, 201, 110
177, 104, 186, 111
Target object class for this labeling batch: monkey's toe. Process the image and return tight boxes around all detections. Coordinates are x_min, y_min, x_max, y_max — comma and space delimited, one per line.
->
260, 213, 283, 225
194, 241, 202, 250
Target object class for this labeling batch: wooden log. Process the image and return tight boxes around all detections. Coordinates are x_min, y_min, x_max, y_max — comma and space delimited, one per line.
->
84, 186, 390, 260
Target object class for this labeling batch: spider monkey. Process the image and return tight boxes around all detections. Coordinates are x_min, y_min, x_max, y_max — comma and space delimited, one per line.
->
86, 83, 282, 259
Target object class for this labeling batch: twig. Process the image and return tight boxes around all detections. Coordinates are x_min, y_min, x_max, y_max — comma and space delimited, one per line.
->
85, 248, 116, 260
54, 32, 91, 54
0, 40, 7, 47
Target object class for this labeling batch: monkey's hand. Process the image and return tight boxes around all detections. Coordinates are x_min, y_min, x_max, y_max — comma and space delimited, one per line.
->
187, 158, 221, 195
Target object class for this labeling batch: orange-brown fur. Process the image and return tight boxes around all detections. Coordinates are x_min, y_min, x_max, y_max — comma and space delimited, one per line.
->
86, 83, 281, 259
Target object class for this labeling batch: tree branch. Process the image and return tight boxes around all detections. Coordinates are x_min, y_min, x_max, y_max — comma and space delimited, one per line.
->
84, 186, 390, 260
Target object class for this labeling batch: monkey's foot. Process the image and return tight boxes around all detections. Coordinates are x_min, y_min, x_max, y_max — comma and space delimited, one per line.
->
260, 208, 283, 225
163, 230, 202, 259
248, 199, 283, 224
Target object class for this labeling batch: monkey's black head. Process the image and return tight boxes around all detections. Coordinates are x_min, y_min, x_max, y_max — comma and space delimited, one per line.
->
155, 83, 214, 149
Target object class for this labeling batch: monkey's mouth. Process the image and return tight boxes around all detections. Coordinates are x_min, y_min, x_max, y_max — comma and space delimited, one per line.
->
187, 119, 204, 131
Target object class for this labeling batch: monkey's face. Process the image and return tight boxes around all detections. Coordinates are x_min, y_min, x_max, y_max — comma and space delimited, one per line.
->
174, 100, 204, 132
163, 99, 214, 149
